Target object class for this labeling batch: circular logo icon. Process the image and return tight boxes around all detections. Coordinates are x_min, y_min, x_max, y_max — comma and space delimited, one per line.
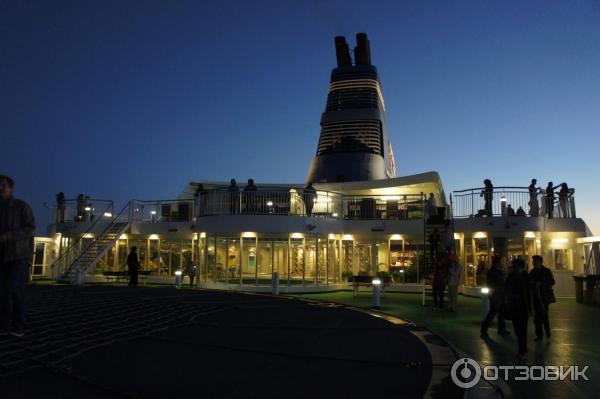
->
451, 357, 482, 389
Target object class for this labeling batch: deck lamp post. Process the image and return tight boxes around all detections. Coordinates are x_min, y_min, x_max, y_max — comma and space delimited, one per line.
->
175, 270, 182, 289
500, 196, 507, 217
372, 278, 382, 309
480, 287, 490, 319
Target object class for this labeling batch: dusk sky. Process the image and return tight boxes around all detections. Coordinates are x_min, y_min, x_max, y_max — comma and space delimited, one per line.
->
1, 0, 599, 234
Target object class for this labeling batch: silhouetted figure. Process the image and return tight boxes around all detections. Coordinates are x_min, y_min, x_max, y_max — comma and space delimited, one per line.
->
428, 228, 441, 265
243, 179, 258, 213
507, 204, 515, 216
529, 255, 555, 341
431, 255, 448, 309
558, 183, 570, 218
303, 182, 317, 216
528, 179, 539, 216
186, 259, 197, 288
426, 192, 437, 223
480, 256, 510, 338
127, 247, 141, 286
545, 182, 557, 218
516, 206, 526, 216
480, 179, 493, 217
504, 258, 531, 358
56, 192, 66, 223
76, 193, 85, 222
0, 175, 36, 338
227, 179, 239, 214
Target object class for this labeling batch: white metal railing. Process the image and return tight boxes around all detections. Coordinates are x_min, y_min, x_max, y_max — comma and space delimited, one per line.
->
52, 198, 114, 224
200, 190, 342, 217
131, 199, 195, 222
452, 186, 576, 219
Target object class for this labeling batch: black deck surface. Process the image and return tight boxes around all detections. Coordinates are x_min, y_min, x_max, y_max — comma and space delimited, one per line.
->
0, 285, 460, 398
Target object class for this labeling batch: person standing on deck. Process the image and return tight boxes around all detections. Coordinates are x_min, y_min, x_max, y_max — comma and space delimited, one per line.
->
56, 192, 66, 223
480, 179, 493, 217
480, 256, 511, 338
0, 175, 36, 338
528, 179, 539, 216
505, 258, 532, 358
545, 182, 558, 218
530, 255, 555, 341
227, 179, 240, 215
303, 182, 317, 216
558, 183, 570, 218
243, 179, 258, 213
426, 193, 438, 223
127, 247, 141, 286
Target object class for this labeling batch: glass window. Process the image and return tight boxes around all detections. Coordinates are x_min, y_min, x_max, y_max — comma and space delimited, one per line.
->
271, 239, 288, 282
257, 238, 274, 283
290, 238, 305, 283
341, 240, 354, 279
32, 242, 45, 275
554, 249, 573, 271
305, 236, 317, 284
242, 237, 258, 282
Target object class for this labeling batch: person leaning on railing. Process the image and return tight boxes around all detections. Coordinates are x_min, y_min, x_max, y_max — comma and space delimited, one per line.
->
303, 182, 317, 216
528, 179, 539, 216
227, 179, 240, 214
243, 179, 258, 213
545, 182, 558, 218
558, 183, 570, 218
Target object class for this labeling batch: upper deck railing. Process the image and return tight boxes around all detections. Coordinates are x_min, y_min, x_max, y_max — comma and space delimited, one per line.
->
52, 198, 114, 224
52, 191, 432, 224
451, 186, 576, 219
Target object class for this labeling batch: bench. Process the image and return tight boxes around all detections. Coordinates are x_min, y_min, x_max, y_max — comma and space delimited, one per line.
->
102, 271, 129, 283
347, 275, 391, 297
102, 270, 153, 284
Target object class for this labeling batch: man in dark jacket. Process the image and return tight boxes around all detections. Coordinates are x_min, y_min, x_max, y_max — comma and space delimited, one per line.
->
480, 256, 511, 337
127, 247, 141, 286
506, 258, 532, 357
530, 255, 555, 341
0, 175, 36, 337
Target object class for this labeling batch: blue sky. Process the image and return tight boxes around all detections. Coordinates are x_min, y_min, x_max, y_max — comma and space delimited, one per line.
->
1, 0, 599, 234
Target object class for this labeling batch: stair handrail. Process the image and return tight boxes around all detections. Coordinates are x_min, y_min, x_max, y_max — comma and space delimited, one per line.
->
51, 201, 114, 280
61, 201, 132, 279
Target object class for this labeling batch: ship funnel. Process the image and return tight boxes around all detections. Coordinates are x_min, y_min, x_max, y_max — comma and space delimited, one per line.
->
334, 36, 352, 67
354, 32, 371, 65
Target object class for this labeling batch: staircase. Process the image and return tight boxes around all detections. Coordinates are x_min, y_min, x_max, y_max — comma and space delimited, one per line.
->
54, 203, 131, 284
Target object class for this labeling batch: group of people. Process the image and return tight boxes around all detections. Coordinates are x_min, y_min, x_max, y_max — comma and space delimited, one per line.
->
54, 192, 94, 223
480, 255, 556, 358
529, 179, 572, 218
480, 179, 572, 218
430, 249, 462, 312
